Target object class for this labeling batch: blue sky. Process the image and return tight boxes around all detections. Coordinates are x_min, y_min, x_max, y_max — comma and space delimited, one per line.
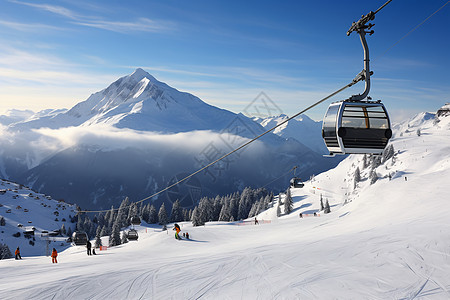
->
0, 0, 449, 122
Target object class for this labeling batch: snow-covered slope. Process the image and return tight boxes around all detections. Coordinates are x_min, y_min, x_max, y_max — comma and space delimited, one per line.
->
1, 106, 450, 299
0, 179, 77, 257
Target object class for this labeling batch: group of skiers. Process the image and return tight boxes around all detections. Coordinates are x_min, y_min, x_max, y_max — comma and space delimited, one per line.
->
172, 224, 189, 240
13, 224, 186, 262
14, 240, 97, 263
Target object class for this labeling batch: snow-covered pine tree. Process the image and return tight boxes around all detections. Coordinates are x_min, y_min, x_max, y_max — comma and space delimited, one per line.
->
362, 154, 368, 169
229, 196, 239, 221
218, 199, 231, 221
238, 188, 252, 220
354, 167, 361, 184
284, 188, 293, 214
196, 197, 211, 224
95, 226, 102, 248
191, 207, 204, 226
127, 202, 138, 226
382, 144, 395, 163
109, 220, 121, 247
76, 214, 83, 232
66, 226, 73, 237
100, 225, 108, 237
121, 231, 128, 244
324, 199, 331, 214
158, 203, 168, 226
370, 155, 382, 169
107, 206, 116, 229
0, 243, 13, 260
320, 194, 324, 211
61, 224, 66, 235
170, 199, 183, 223
248, 202, 257, 218
276, 202, 281, 217
148, 205, 158, 224
370, 170, 378, 185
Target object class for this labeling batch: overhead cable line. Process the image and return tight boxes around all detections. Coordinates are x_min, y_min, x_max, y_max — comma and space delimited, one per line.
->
375, 0, 450, 60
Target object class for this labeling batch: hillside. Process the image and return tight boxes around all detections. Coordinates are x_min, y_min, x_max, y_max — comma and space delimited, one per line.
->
0, 180, 77, 257
1, 107, 449, 298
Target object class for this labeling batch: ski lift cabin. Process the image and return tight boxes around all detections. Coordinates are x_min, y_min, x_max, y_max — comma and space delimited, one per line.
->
322, 101, 392, 155
290, 178, 304, 188
72, 231, 88, 246
127, 229, 139, 241
130, 216, 141, 226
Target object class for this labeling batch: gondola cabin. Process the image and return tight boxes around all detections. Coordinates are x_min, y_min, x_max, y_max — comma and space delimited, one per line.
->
322, 101, 392, 155
127, 229, 138, 241
130, 216, 141, 226
290, 178, 304, 188
72, 231, 88, 246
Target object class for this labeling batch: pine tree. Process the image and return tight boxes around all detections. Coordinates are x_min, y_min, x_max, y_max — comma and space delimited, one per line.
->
61, 224, 66, 235
76, 214, 83, 232
371, 155, 382, 169
148, 205, 158, 224
127, 201, 138, 226
170, 199, 183, 223
248, 202, 257, 218
320, 194, 324, 211
66, 226, 73, 238
362, 154, 368, 169
276, 202, 281, 217
0, 243, 13, 259
158, 203, 168, 225
141, 204, 150, 223
191, 207, 204, 226
382, 144, 395, 163
95, 226, 102, 248
324, 199, 331, 214
0, 216, 6, 226
218, 200, 231, 221
121, 231, 129, 244
354, 167, 361, 183
284, 188, 293, 215
100, 225, 108, 237
109, 221, 121, 247
370, 170, 378, 185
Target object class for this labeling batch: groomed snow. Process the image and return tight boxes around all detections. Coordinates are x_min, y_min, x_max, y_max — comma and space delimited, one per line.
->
1, 113, 450, 299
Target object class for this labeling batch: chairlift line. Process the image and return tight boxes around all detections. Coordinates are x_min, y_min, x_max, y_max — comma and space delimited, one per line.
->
76, 1, 396, 214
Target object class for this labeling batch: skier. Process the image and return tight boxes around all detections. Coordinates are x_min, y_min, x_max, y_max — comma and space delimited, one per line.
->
15, 247, 22, 260
186, 232, 189, 239
254, 217, 259, 225
173, 223, 181, 240
86, 240, 92, 256
51, 248, 58, 263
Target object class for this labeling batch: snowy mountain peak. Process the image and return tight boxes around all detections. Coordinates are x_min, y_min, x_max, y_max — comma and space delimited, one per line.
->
129, 67, 156, 83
